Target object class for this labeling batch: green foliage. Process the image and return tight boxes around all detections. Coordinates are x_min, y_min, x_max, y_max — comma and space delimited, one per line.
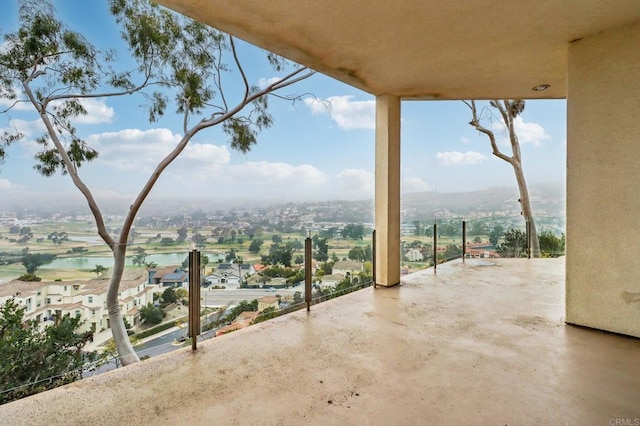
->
161, 288, 177, 305
342, 224, 366, 240
443, 244, 462, 260
160, 237, 175, 245
470, 221, 490, 235
139, 302, 163, 326
312, 236, 329, 262
225, 248, 237, 262
261, 243, 292, 267
90, 264, 107, 278
438, 222, 461, 237
17, 273, 41, 282
131, 247, 147, 266
497, 229, 527, 258
253, 307, 277, 324
191, 233, 207, 248
0, 0, 118, 175
133, 319, 177, 339
0, 299, 97, 404
538, 230, 565, 257
21, 253, 55, 274
175, 288, 188, 304
225, 299, 258, 324
248, 239, 263, 253
176, 227, 187, 243
489, 225, 505, 247
348, 245, 372, 262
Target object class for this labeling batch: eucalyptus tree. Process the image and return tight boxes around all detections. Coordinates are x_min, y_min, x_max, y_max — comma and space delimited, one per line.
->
0, 0, 314, 365
464, 100, 540, 257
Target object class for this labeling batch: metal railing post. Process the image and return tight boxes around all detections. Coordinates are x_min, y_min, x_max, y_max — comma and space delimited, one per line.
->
188, 249, 201, 350
372, 229, 376, 288
305, 233, 312, 311
433, 223, 437, 273
462, 220, 466, 263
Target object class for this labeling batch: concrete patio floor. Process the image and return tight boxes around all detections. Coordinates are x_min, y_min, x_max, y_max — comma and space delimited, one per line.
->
1, 258, 639, 425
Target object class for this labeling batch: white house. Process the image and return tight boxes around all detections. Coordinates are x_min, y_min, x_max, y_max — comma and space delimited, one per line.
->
205, 263, 255, 288
332, 260, 364, 276
405, 248, 424, 262
320, 273, 345, 289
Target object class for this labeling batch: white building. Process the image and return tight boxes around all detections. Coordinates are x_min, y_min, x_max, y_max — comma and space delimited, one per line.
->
0, 277, 155, 333
205, 263, 255, 288
332, 260, 364, 276
405, 248, 424, 262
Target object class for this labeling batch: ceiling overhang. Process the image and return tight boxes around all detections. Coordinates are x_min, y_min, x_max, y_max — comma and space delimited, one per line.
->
155, 0, 640, 100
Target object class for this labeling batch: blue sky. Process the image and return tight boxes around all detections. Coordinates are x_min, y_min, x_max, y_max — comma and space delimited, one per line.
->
0, 1, 566, 208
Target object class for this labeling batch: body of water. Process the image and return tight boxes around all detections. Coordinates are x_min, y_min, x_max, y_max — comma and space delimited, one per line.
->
42, 252, 225, 270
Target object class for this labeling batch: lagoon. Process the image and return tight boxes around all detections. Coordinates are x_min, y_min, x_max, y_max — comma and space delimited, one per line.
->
41, 252, 225, 270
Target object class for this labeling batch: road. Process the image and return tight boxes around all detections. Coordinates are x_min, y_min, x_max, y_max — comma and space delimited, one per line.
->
84, 328, 188, 377
201, 286, 303, 306
84, 286, 305, 378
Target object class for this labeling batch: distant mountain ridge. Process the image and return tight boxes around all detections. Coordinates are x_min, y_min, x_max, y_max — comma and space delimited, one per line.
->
2, 183, 565, 221
401, 183, 565, 220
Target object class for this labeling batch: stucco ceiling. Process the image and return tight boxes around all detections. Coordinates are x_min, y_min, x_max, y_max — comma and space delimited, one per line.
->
155, 0, 640, 100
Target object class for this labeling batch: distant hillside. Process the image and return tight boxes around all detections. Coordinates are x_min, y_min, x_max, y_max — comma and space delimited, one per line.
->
401, 183, 565, 220
3, 183, 565, 223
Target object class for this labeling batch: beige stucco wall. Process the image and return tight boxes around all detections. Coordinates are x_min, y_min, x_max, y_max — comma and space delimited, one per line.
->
566, 19, 640, 337
374, 95, 401, 286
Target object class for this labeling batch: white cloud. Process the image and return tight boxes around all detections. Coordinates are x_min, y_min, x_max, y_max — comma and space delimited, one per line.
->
0, 96, 32, 112
491, 116, 550, 147
461, 136, 471, 144
6, 118, 45, 139
436, 151, 488, 166
87, 128, 231, 177
0, 96, 114, 123
0, 178, 14, 190
402, 177, 430, 193
258, 77, 281, 89
304, 95, 375, 130
50, 98, 114, 124
228, 161, 329, 187
335, 168, 374, 198
513, 116, 549, 146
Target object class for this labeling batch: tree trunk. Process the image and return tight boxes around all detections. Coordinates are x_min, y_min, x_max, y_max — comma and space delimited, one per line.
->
106, 244, 140, 366
465, 100, 541, 258
512, 161, 541, 257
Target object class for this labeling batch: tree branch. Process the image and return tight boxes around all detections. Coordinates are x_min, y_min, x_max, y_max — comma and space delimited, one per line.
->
465, 100, 513, 164
22, 83, 116, 250
229, 36, 250, 105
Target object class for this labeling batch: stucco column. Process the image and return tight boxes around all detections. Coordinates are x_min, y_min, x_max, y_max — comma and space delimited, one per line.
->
374, 95, 401, 287
566, 20, 640, 338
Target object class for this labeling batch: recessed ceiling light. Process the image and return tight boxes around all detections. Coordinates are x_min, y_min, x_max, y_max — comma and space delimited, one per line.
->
532, 84, 550, 91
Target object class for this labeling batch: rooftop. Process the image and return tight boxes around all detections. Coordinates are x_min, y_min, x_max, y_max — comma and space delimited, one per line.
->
1, 258, 639, 424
